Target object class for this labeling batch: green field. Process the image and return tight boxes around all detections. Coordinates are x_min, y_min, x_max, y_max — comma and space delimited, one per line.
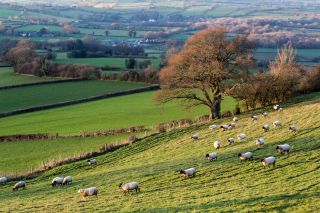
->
0, 91, 236, 135
0, 80, 145, 113
0, 67, 57, 87
0, 92, 318, 211
0, 7, 20, 18
0, 133, 141, 174
55, 53, 161, 69
15, 24, 63, 32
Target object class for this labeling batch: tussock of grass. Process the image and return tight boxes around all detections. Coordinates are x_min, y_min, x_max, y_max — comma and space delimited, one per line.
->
0, 93, 319, 212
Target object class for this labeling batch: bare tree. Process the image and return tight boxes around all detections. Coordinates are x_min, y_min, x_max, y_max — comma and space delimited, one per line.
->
156, 28, 255, 119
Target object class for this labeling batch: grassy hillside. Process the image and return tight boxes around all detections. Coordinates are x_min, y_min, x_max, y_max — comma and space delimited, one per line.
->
0, 80, 145, 113
0, 92, 236, 135
0, 92, 318, 212
0, 67, 56, 87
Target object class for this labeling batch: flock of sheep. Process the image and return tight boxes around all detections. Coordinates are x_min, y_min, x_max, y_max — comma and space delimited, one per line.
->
0, 104, 297, 199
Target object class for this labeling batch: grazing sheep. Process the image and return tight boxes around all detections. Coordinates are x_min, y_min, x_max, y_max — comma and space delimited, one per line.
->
276, 144, 291, 154
206, 152, 217, 161
209, 125, 217, 130
62, 176, 73, 185
251, 115, 258, 121
278, 107, 283, 112
191, 134, 199, 140
262, 124, 270, 132
273, 121, 281, 128
229, 122, 236, 129
13, 181, 26, 191
238, 133, 246, 140
51, 177, 63, 187
119, 182, 140, 193
179, 168, 196, 178
228, 138, 235, 145
238, 152, 253, 161
261, 156, 276, 167
87, 159, 97, 165
220, 125, 229, 131
289, 125, 297, 133
262, 112, 268, 117
214, 141, 221, 149
273, 105, 280, 110
0, 177, 8, 185
233, 117, 238, 122
78, 187, 99, 199
256, 137, 265, 146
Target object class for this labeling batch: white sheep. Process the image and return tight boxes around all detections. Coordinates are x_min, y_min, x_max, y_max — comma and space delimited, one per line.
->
0, 177, 8, 185
238, 152, 253, 161
206, 152, 217, 161
233, 117, 238, 122
220, 125, 229, 131
229, 122, 236, 129
262, 112, 268, 117
276, 144, 291, 154
191, 134, 199, 140
87, 159, 97, 165
209, 125, 217, 130
256, 137, 265, 146
261, 156, 276, 167
251, 115, 258, 121
289, 125, 297, 133
238, 133, 247, 140
51, 177, 63, 187
228, 138, 235, 145
179, 168, 196, 178
273, 121, 281, 128
262, 124, 270, 132
214, 141, 221, 149
62, 176, 73, 185
273, 105, 280, 110
78, 187, 99, 199
13, 181, 26, 191
278, 107, 283, 112
119, 182, 140, 193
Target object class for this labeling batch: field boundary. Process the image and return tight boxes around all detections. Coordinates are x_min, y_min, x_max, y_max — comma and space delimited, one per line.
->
0, 78, 84, 90
0, 85, 160, 118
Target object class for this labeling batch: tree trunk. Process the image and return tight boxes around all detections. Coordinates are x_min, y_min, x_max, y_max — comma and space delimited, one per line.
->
210, 101, 221, 120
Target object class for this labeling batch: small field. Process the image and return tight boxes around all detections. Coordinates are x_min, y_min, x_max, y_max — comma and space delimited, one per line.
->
0, 80, 145, 113
54, 53, 161, 69
0, 91, 236, 135
15, 24, 63, 32
0, 92, 318, 211
0, 67, 57, 87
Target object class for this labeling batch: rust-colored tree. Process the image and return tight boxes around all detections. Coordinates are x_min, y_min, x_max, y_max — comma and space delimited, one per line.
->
156, 28, 255, 119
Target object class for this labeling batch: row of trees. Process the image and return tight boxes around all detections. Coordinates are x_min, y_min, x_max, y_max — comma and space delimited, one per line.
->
156, 27, 320, 119
4, 40, 100, 79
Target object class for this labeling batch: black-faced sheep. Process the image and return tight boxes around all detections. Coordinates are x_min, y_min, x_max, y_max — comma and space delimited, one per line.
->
0, 177, 8, 185
119, 182, 140, 193
87, 159, 97, 165
273, 121, 281, 128
228, 138, 235, 145
238, 152, 253, 161
262, 112, 268, 117
191, 134, 199, 140
78, 187, 98, 198
13, 181, 26, 191
220, 125, 229, 131
276, 144, 291, 154
289, 125, 297, 133
262, 124, 270, 132
261, 156, 276, 167
229, 123, 236, 129
252, 115, 258, 121
256, 137, 265, 146
51, 177, 63, 187
214, 141, 221, 149
62, 176, 73, 185
206, 152, 217, 161
179, 168, 196, 178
